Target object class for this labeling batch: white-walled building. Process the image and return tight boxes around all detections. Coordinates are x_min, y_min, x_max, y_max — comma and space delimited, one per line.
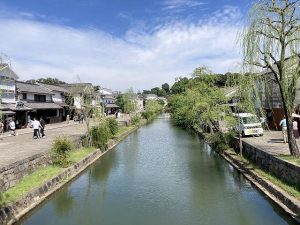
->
0, 63, 18, 104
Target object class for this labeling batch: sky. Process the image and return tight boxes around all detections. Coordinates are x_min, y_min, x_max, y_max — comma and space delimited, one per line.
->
0, 0, 253, 91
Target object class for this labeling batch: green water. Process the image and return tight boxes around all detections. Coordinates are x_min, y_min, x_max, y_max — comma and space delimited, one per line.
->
18, 116, 297, 225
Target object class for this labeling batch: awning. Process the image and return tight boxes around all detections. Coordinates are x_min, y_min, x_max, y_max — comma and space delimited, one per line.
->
25, 102, 62, 110
105, 104, 119, 108
292, 113, 300, 118
1, 111, 16, 115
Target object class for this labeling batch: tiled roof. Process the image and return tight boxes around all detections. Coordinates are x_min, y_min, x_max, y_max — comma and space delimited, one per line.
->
16, 81, 54, 94
25, 102, 62, 109
36, 82, 70, 93
59, 83, 94, 94
0, 63, 19, 80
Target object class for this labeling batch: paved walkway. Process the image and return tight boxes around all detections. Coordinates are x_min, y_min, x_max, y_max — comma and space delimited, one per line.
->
241, 131, 291, 156
0, 115, 131, 169
0, 121, 87, 168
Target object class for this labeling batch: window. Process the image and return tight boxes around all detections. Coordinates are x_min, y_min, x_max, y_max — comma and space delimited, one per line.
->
34, 94, 46, 102
22, 93, 27, 100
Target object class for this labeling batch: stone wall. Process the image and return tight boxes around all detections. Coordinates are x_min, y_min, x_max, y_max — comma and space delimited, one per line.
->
235, 139, 300, 188
0, 153, 50, 192
0, 134, 85, 192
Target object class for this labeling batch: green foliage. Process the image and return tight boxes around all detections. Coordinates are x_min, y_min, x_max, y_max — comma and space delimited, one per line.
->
0, 192, 8, 207
141, 111, 154, 120
168, 70, 230, 132
106, 118, 119, 135
25, 77, 66, 85
51, 137, 74, 167
161, 83, 170, 93
171, 77, 189, 94
89, 122, 111, 150
131, 115, 141, 125
116, 88, 137, 114
206, 131, 235, 153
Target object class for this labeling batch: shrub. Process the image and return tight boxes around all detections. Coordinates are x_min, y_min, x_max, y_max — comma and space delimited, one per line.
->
131, 115, 141, 125
206, 132, 231, 153
106, 118, 119, 135
89, 122, 111, 150
0, 192, 7, 207
51, 137, 73, 167
141, 111, 154, 120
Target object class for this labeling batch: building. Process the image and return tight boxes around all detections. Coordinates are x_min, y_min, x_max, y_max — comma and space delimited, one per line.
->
16, 81, 63, 124
36, 82, 70, 121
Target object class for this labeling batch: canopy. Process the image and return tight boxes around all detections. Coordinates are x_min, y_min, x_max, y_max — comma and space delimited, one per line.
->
292, 113, 300, 118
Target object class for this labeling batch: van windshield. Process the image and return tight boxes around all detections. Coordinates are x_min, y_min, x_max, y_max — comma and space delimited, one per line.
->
242, 116, 260, 124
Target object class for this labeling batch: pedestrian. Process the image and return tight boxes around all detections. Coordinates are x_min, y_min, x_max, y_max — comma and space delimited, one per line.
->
280, 115, 288, 143
0, 120, 3, 136
39, 117, 46, 138
32, 117, 41, 139
9, 119, 16, 136
80, 114, 84, 123
293, 118, 299, 139
66, 114, 70, 124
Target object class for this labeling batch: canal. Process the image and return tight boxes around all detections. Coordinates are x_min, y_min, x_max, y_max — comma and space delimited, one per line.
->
18, 116, 297, 225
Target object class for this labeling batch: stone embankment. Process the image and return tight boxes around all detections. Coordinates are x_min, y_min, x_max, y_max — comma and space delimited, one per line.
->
220, 137, 300, 222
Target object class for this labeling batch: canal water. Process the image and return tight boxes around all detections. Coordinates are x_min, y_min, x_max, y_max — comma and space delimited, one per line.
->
18, 116, 297, 225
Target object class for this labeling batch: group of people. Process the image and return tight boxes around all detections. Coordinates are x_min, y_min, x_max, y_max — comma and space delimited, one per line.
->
279, 115, 299, 143
31, 117, 46, 139
0, 117, 46, 139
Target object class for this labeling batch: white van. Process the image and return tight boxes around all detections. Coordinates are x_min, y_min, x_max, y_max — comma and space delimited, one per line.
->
232, 113, 264, 137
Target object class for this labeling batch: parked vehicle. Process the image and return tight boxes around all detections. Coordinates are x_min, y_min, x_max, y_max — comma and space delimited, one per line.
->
232, 113, 263, 137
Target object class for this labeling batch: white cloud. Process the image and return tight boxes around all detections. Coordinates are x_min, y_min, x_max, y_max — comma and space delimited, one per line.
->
0, 6, 242, 91
163, 0, 205, 10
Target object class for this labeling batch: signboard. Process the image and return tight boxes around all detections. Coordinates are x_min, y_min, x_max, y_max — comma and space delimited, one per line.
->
15, 101, 24, 108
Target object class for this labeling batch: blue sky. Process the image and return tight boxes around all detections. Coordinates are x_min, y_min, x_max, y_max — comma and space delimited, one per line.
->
0, 0, 253, 91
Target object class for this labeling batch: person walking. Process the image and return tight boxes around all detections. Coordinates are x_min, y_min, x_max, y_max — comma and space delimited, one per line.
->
280, 115, 288, 143
9, 119, 16, 136
0, 120, 3, 137
66, 114, 70, 124
293, 118, 299, 139
39, 117, 46, 138
32, 117, 41, 139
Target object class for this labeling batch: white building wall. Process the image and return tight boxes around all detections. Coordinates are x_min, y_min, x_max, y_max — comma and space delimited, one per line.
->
52, 92, 63, 103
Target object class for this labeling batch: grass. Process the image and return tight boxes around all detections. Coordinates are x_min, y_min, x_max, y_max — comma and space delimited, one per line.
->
277, 155, 300, 166
2, 147, 97, 204
226, 149, 300, 200
113, 125, 135, 137
3, 166, 63, 203
69, 147, 96, 163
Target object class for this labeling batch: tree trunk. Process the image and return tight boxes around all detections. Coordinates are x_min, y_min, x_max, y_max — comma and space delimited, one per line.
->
286, 114, 300, 157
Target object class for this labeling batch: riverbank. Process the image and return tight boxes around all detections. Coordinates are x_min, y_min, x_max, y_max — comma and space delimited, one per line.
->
203, 132, 300, 223
0, 121, 144, 225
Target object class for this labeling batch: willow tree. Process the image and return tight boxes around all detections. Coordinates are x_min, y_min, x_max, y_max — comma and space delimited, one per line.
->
243, 0, 300, 156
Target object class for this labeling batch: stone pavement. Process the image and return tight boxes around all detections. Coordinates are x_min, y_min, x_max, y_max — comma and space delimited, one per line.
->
0, 121, 87, 169
0, 115, 131, 170
242, 130, 291, 156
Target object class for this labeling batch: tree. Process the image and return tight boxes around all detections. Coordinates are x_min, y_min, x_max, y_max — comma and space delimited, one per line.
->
115, 88, 137, 114
170, 77, 189, 94
243, 0, 300, 156
150, 87, 160, 95
161, 83, 170, 93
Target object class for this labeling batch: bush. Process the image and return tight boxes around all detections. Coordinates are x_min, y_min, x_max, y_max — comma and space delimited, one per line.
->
131, 115, 141, 125
0, 192, 7, 207
51, 137, 73, 167
106, 118, 119, 135
89, 122, 111, 150
206, 132, 232, 153
141, 111, 154, 120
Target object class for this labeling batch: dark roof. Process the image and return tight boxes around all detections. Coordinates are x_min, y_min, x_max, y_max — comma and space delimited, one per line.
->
36, 82, 70, 93
16, 81, 54, 95
59, 83, 94, 94
0, 63, 19, 80
25, 102, 62, 109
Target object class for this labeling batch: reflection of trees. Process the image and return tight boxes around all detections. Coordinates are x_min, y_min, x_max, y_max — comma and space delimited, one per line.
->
53, 186, 74, 216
